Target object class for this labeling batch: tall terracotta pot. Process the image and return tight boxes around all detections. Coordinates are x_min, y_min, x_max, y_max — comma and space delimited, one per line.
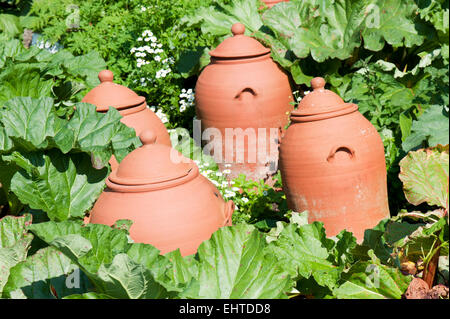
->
82, 70, 172, 170
195, 23, 293, 182
261, 0, 289, 8
279, 77, 390, 241
88, 130, 234, 256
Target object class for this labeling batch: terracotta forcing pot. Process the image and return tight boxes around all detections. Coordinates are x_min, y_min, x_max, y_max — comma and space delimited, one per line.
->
261, 0, 289, 8
279, 77, 390, 241
88, 130, 235, 256
82, 70, 172, 170
195, 23, 293, 182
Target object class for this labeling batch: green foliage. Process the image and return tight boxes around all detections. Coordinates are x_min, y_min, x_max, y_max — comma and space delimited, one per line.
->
0, 97, 139, 220
399, 146, 449, 208
0, 39, 106, 117
26, 0, 226, 129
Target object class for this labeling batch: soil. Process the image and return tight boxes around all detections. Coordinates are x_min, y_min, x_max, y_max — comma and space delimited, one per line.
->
404, 277, 449, 299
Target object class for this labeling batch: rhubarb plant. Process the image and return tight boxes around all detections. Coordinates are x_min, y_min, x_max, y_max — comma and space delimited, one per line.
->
0, 97, 140, 220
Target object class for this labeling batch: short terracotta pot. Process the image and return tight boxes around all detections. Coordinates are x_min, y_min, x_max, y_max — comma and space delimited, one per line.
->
261, 0, 289, 8
279, 77, 390, 241
88, 130, 234, 256
195, 23, 293, 182
82, 70, 172, 170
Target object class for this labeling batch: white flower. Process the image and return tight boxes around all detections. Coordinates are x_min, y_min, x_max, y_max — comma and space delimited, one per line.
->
137, 37, 143, 41
304, 90, 311, 95
224, 192, 236, 198
151, 42, 157, 48
224, 164, 232, 168
216, 172, 223, 177
242, 197, 249, 203
223, 169, 231, 174
144, 37, 150, 42
180, 104, 186, 112
141, 6, 146, 11
157, 43, 163, 48
232, 187, 240, 192
130, 47, 136, 53
150, 36, 157, 43
155, 109, 168, 123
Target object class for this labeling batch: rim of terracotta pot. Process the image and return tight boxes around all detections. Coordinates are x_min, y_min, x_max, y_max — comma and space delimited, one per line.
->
97, 100, 147, 116
209, 23, 271, 59
290, 103, 358, 122
82, 70, 146, 112
106, 165, 199, 193
106, 130, 198, 192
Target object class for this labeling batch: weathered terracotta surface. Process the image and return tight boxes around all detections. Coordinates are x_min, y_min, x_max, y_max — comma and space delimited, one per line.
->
82, 70, 171, 170
89, 130, 234, 256
195, 23, 293, 182
261, 0, 289, 8
279, 77, 390, 241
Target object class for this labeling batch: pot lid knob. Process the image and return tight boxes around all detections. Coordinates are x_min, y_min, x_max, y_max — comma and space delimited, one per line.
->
98, 69, 114, 83
209, 22, 270, 58
311, 77, 326, 91
231, 23, 245, 36
140, 130, 157, 146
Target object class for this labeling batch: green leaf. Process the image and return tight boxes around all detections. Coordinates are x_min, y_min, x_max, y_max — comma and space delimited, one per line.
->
399, 146, 449, 208
0, 97, 57, 152
362, 0, 424, 50
0, 214, 33, 293
2, 246, 91, 299
333, 251, 412, 299
415, 0, 449, 34
182, 224, 293, 299
402, 105, 449, 151
54, 103, 140, 165
268, 223, 341, 290
30, 221, 168, 298
64, 292, 115, 299
0, 64, 53, 104
10, 150, 108, 221
93, 253, 167, 299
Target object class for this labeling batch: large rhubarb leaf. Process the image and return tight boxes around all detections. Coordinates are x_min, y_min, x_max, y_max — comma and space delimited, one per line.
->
267, 222, 341, 290
333, 251, 412, 299
127, 244, 198, 293
0, 97, 58, 152
0, 97, 139, 165
0, 65, 53, 104
54, 103, 140, 165
399, 146, 449, 208
181, 223, 294, 299
0, 97, 139, 221
9, 150, 108, 221
402, 105, 449, 152
2, 246, 91, 299
30, 221, 168, 299
0, 214, 33, 293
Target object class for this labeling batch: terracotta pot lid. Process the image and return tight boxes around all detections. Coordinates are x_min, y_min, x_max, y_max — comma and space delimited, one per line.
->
108, 130, 195, 187
291, 77, 357, 119
209, 23, 270, 59
82, 70, 145, 112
